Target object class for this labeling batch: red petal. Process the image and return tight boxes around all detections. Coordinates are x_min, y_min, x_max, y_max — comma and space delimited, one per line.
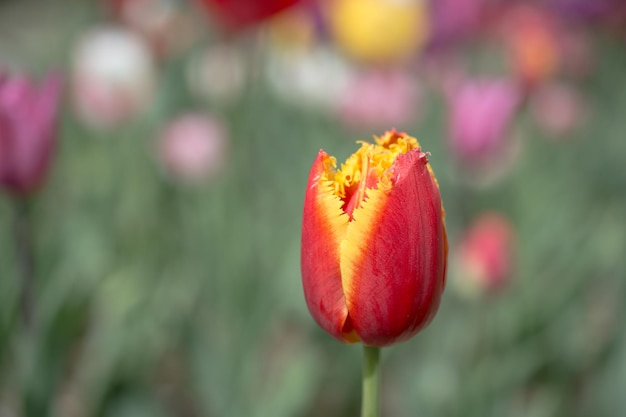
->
199, 0, 301, 29
301, 150, 359, 343
341, 149, 447, 346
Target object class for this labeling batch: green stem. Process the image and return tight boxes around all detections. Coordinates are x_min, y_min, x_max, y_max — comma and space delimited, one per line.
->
361, 345, 381, 417
13, 198, 34, 329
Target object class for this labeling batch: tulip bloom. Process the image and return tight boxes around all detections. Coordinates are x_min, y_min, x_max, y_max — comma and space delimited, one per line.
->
158, 113, 228, 183
301, 130, 447, 347
454, 212, 515, 297
0, 72, 62, 196
72, 27, 156, 129
448, 78, 520, 164
326, 0, 429, 63
197, 0, 301, 29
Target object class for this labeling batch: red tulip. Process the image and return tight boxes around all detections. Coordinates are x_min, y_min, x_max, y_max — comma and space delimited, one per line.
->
0, 72, 62, 196
301, 130, 447, 347
455, 212, 515, 295
197, 0, 301, 29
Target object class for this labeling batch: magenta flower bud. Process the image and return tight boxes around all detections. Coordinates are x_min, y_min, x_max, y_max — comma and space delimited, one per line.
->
448, 78, 520, 165
0, 72, 62, 196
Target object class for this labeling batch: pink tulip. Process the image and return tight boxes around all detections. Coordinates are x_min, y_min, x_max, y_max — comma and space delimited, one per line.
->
338, 69, 421, 130
158, 113, 227, 184
448, 78, 520, 165
530, 82, 587, 138
0, 72, 62, 196
454, 212, 515, 296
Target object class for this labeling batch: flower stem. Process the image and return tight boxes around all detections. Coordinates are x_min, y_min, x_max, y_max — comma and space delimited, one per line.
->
361, 345, 381, 417
13, 199, 34, 328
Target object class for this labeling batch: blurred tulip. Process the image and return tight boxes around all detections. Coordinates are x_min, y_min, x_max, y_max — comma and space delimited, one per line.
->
187, 44, 246, 105
265, 46, 351, 112
498, 5, 560, 87
301, 130, 447, 346
158, 113, 227, 184
530, 82, 587, 138
71, 26, 156, 129
104, 0, 200, 58
197, 0, 301, 30
548, 0, 626, 28
448, 78, 521, 165
338, 69, 421, 130
427, 0, 486, 48
452, 212, 515, 297
266, 5, 320, 50
326, 0, 429, 63
0, 72, 62, 196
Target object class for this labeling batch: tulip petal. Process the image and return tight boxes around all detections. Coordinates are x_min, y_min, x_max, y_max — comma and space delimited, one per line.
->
341, 149, 446, 346
301, 150, 359, 343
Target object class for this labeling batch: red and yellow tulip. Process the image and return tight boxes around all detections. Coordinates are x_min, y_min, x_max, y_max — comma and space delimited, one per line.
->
301, 130, 447, 347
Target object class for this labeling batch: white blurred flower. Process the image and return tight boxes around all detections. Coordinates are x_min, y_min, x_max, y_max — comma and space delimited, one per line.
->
187, 44, 246, 105
265, 46, 352, 112
158, 113, 227, 184
71, 26, 157, 129
109, 0, 201, 58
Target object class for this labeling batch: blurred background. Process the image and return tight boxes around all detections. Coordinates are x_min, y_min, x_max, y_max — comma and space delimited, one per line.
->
1, 0, 626, 416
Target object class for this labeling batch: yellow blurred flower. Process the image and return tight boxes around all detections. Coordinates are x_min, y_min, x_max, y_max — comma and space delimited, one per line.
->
326, 0, 429, 63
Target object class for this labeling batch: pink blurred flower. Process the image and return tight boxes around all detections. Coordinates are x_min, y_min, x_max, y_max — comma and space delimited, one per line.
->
158, 113, 227, 184
72, 26, 156, 130
453, 212, 515, 297
338, 69, 421, 130
530, 82, 587, 138
0, 72, 62, 196
448, 78, 521, 164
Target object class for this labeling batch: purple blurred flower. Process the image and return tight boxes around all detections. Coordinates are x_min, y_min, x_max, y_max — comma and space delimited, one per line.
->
547, 0, 626, 26
427, 0, 487, 49
448, 78, 521, 164
0, 72, 62, 196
